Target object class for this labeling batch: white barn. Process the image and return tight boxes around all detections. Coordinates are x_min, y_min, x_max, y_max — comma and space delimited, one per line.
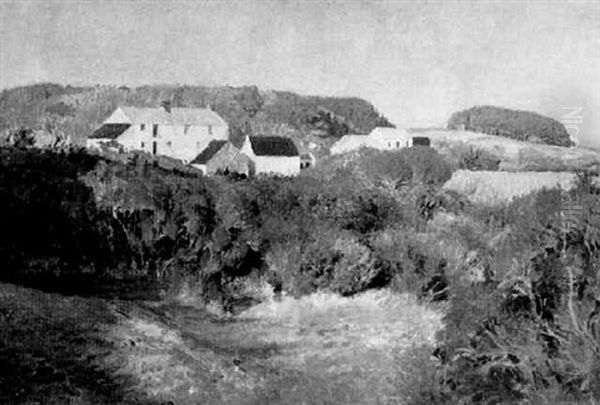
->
87, 103, 228, 163
330, 127, 413, 155
241, 136, 300, 176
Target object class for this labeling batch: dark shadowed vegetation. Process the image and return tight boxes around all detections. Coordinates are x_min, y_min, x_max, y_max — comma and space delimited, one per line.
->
1, 139, 599, 403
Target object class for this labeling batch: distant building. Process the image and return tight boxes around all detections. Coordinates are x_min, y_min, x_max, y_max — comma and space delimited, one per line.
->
331, 127, 412, 155
190, 140, 252, 177
241, 136, 300, 176
330, 127, 413, 155
330, 134, 369, 155
87, 102, 228, 163
367, 127, 412, 150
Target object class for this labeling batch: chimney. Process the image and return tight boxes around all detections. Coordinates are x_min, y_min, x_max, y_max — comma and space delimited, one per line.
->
161, 100, 172, 113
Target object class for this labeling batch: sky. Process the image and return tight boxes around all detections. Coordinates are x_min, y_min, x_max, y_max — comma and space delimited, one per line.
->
1, 0, 599, 146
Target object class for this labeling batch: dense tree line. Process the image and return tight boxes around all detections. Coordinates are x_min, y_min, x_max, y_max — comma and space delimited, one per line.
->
0, 83, 393, 148
448, 105, 574, 147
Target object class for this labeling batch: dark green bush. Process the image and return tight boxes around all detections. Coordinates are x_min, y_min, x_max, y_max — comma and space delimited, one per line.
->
448, 105, 574, 147
457, 146, 501, 171
421, 181, 600, 404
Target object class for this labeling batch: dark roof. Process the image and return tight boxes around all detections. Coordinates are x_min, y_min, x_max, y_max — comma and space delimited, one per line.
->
89, 123, 131, 139
412, 136, 431, 146
249, 136, 298, 157
190, 140, 228, 164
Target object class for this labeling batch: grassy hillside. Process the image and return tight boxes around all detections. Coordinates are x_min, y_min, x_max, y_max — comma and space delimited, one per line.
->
0, 281, 442, 405
0, 83, 393, 156
420, 129, 600, 172
447, 105, 574, 147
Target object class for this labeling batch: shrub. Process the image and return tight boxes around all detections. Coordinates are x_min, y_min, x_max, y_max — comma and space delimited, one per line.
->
428, 182, 600, 404
457, 145, 501, 171
448, 105, 574, 147
359, 147, 454, 188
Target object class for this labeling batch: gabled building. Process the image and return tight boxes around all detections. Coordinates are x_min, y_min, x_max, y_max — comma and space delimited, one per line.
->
190, 140, 252, 177
241, 136, 300, 176
330, 134, 369, 155
87, 102, 228, 162
368, 127, 412, 150
330, 127, 413, 155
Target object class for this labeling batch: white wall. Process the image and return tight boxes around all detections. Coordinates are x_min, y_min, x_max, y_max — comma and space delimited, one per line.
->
240, 137, 300, 176
86, 138, 107, 150
369, 134, 412, 151
254, 156, 300, 176
116, 123, 228, 162
190, 163, 207, 173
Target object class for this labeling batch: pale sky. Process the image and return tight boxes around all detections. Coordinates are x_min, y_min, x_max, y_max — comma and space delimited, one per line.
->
1, 0, 599, 146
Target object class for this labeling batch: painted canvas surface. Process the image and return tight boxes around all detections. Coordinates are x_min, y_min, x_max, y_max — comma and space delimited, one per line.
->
1, 1, 599, 404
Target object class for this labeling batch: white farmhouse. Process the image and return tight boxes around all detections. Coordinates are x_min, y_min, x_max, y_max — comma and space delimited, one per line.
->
330, 127, 413, 155
368, 127, 412, 150
87, 102, 228, 162
241, 136, 300, 176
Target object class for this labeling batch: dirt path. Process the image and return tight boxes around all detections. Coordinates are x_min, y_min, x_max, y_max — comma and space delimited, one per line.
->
0, 283, 443, 405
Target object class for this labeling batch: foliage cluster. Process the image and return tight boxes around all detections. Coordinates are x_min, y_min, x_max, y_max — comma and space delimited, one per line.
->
0, 145, 454, 302
4, 143, 599, 403
0, 83, 393, 148
409, 179, 600, 404
448, 105, 574, 147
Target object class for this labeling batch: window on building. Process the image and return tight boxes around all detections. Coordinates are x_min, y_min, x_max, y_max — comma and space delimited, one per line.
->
208, 125, 213, 135
141, 142, 145, 148
184, 124, 190, 134
396, 141, 400, 148
166, 141, 172, 147
152, 141, 157, 155
153, 124, 158, 137
140, 124, 145, 131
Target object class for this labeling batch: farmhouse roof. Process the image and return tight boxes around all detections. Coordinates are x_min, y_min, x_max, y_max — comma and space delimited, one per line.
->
249, 136, 299, 157
369, 127, 409, 138
190, 140, 228, 164
89, 123, 131, 139
118, 106, 227, 126
331, 134, 367, 149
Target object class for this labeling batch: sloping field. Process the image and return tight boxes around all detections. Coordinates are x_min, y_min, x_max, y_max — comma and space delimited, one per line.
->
0, 282, 443, 404
443, 169, 578, 205
421, 129, 600, 172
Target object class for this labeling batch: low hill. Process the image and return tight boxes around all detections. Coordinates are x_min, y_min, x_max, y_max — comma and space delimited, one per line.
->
0, 83, 393, 156
447, 105, 573, 147
419, 129, 600, 172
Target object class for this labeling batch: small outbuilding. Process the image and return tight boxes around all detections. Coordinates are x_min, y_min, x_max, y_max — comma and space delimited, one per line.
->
330, 127, 412, 155
241, 136, 300, 176
190, 140, 252, 176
